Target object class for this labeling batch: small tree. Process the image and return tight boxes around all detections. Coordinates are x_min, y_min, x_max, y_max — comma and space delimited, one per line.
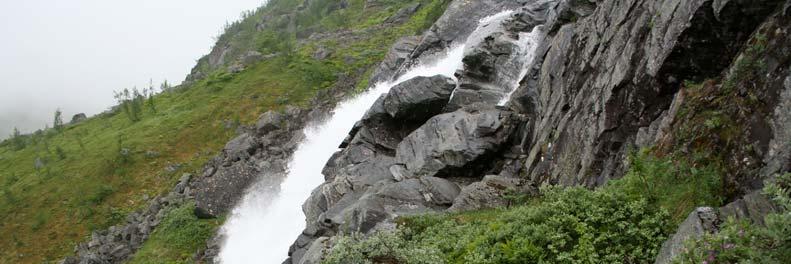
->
55, 146, 67, 160
10, 127, 25, 151
145, 85, 157, 114
53, 109, 64, 132
114, 88, 145, 122
159, 80, 171, 92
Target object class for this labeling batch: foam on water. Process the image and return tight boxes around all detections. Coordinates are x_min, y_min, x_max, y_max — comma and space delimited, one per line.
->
217, 10, 521, 264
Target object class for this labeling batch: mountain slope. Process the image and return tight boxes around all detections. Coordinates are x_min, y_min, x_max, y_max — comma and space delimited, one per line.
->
0, 0, 451, 263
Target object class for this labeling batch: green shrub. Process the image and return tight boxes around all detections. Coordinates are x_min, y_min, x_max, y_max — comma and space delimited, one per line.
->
674, 173, 791, 263
84, 185, 114, 206
129, 202, 218, 264
607, 149, 724, 223
326, 186, 672, 264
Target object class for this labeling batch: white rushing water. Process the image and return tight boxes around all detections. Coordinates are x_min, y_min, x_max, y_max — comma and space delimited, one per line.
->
498, 26, 545, 105
217, 9, 526, 264
217, 41, 465, 264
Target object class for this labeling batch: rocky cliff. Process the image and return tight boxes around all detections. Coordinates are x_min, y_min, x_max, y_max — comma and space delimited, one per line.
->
60, 0, 791, 263
287, 0, 791, 263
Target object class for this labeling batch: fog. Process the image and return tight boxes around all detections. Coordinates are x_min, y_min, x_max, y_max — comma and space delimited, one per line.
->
0, 0, 266, 138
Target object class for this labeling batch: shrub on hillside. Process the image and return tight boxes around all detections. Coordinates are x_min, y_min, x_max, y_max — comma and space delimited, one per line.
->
674, 173, 791, 263
325, 186, 672, 264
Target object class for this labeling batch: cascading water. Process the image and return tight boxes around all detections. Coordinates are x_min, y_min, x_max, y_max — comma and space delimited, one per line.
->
217, 9, 540, 264
216, 40, 465, 264
499, 26, 544, 105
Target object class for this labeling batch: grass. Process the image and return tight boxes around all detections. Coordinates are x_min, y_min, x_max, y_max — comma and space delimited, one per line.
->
129, 202, 221, 264
608, 149, 725, 224
0, 0, 452, 263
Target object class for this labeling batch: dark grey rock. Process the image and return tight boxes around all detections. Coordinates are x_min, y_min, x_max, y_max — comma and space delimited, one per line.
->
393, 106, 518, 179
370, 36, 421, 85
654, 207, 720, 264
512, 0, 783, 187
448, 175, 536, 212
382, 75, 456, 122
223, 133, 258, 162
256, 111, 284, 135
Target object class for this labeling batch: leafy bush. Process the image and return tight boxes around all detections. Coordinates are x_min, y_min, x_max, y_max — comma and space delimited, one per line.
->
324, 149, 729, 264
325, 186, 672, 264
674, 173, 791, 263
608, 149, 725, 223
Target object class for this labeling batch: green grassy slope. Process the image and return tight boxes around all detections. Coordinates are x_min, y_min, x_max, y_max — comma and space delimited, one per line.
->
0, 0, 451, 262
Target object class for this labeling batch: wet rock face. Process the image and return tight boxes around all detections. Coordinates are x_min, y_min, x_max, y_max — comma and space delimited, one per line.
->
382, 75, 456, 122
447, 1, 551, 111
510, 0, 784, 187
193, 107, 306, 219
392, 105, 520, 180
370, 36, 421, 84
408, 0, 525, 59
290, 94, 521, 263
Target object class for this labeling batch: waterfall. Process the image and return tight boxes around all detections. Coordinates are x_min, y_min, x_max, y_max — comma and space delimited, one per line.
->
216, 9, 531, 264
499, 26, 544, 105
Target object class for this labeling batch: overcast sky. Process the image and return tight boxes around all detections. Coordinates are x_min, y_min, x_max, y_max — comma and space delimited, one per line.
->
0, 0, 266, 138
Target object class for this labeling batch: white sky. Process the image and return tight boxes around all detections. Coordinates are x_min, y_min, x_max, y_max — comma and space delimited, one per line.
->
0, 0, 266, 138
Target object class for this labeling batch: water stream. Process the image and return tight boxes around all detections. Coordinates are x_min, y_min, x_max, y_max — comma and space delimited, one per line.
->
217, 9, 537, 264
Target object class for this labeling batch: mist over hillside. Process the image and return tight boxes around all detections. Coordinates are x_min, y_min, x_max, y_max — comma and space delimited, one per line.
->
0, 0, 266, 139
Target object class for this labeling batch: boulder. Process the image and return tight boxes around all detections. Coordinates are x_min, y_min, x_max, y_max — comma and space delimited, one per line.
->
322, 177, 461, 234
655, 191, 779, 264
256, 111, 284, 135
392, 105, 518, 179
654, 207, 720, 264
194, 161, 259, 218
223, 133, 258, 162
448, 175, 537, 212
382, 75, 456, 122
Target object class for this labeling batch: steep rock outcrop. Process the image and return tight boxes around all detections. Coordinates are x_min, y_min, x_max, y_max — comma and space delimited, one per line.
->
509, 0, 784, 187
194, 108, 306, 218
382, 75, 456, 122
391, 105, 520, 180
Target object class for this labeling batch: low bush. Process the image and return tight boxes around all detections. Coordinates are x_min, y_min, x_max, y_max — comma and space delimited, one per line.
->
674, 173, 791, 263
324, 149, 727, 264
129, 202, 219, 264
608, 149, 725, 223
326, 186, 672, 264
